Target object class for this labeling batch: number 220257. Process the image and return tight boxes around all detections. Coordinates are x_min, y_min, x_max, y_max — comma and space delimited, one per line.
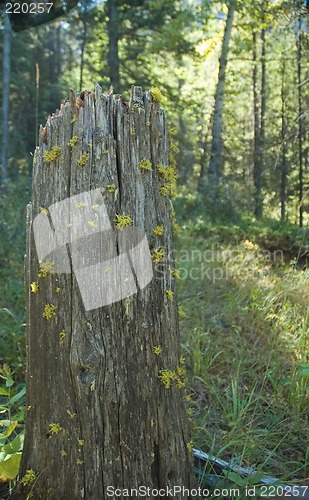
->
5, 2, 53, 14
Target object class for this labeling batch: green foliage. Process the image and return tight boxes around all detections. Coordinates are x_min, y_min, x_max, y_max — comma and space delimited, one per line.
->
0, 366, 25, 483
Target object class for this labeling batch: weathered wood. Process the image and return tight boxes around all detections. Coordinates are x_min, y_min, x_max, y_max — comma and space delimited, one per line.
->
16, 85, 197, 499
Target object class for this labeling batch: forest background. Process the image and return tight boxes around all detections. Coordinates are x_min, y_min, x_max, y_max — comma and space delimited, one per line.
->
0, 0, 309, 493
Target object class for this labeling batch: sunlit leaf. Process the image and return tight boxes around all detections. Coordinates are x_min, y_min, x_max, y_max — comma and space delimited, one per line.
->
0, 453, 21, 482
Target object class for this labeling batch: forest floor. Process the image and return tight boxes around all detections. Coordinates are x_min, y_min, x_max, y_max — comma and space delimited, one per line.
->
176, 215, 309, 488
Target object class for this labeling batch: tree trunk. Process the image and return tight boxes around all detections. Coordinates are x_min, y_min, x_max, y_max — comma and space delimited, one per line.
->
56, 23, 62, 79
252, 13, 266, 220
280, 55, 287, 222
15, 85, 197, 499
79, 19, 87, 90
252, 31, 260, 217
199, 0, 235, 207
257, 24, 266, 219
47, 25, 60, 112
107, 0, 120, 91
48, 27, 56, 86
297, 23, 304, 228
1, 13, 11, 186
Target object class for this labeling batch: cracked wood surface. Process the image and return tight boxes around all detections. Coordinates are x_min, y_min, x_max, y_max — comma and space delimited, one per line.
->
16, 85, 197, 499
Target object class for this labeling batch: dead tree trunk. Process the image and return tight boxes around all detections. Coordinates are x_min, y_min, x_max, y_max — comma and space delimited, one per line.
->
15, 85, 197, 499
199, 0, 235, 209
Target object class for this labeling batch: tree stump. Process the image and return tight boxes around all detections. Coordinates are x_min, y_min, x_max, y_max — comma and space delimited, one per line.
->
16, 85, 197, 499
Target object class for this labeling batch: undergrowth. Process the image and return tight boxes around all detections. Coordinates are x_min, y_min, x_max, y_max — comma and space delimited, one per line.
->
177, 221, 309, 490
0, 174, 29, 378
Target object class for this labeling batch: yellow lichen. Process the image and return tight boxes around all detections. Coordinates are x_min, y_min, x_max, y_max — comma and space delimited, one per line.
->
153, 345, 162, 355
106, 184, 116, 192
77, 439, 84, 446
171, 269, 180, 279
187, 440, 193, 453
77, 152, 90, 167
91, 204, 99, 211
130, 128, 135, 136
21, 469, 36, 486
159, 363, 187, 390
146, 121, 151, 126
72, 113, 77, 123
138, 158, 152, 171
152, 248, 165, 264
159, 184, 173, 196
66, 409, 76, 418
173, 222, 180, 232
59, 330, 67, 345
55, 287, 61, 293
176, 378, 186, 389
75, 201, 87, 209
38, 260, 55, 278
176, 366, 186, 377
103, 149, 109, 155
114, 214, 133, 230
43, 146, 61, 163
158, 163, 178, 198
87, 220, 97, 229
49, 422, 63, 434
68, 136, 78, 148
158, 369, 175, 389
150, 86, 164, 102
153, 225, 164, 237
60, 450, 67, 457
165, 290, 174, 301
158, 164, 178, 183
43, 303, 57, 320
30, 281, 39, 293
39, 207, 49, 215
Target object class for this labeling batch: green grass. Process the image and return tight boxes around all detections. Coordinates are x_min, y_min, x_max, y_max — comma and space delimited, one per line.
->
0, 174, 30, 379
177, 222, 309, 485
